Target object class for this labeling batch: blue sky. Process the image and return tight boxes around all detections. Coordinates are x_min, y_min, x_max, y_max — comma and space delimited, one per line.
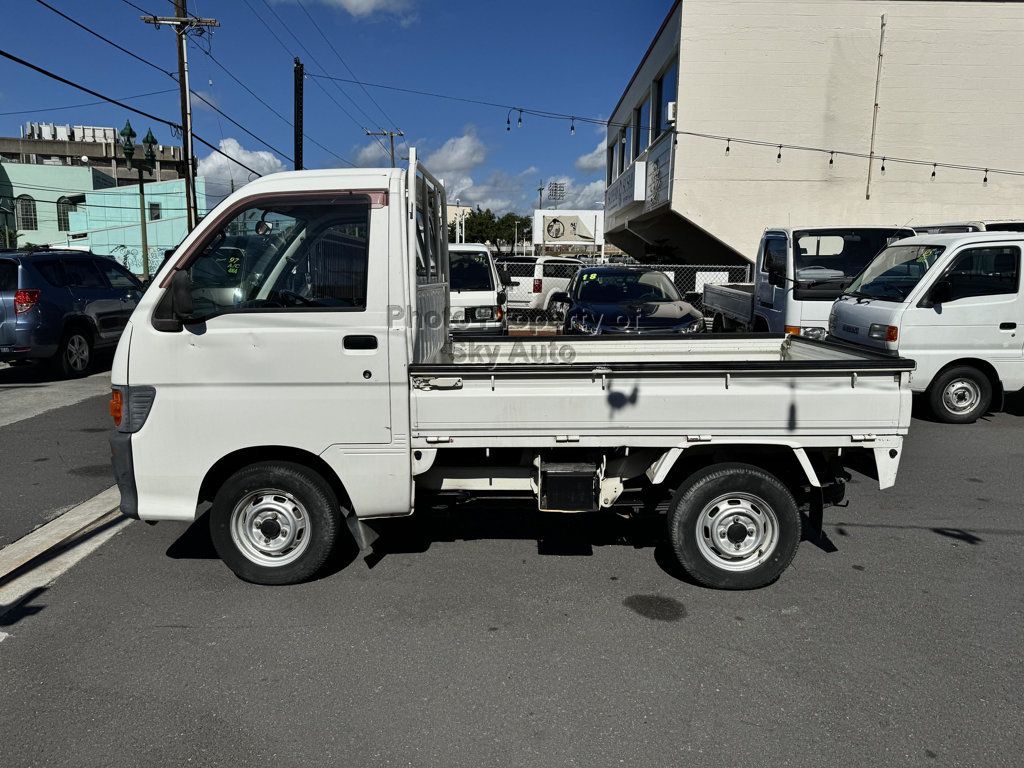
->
2, 0, 670, 213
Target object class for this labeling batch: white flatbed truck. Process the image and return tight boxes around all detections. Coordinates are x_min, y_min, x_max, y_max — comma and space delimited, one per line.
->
109, 152, 914, 590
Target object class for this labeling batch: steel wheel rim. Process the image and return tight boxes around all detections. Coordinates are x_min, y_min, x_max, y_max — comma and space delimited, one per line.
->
229, 488, 311, 567
695, 492, 779, 572
942, 378, 981, 415
67, 334, 89, 372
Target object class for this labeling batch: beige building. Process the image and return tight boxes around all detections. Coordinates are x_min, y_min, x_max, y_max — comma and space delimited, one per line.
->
604, 0, 1024, 264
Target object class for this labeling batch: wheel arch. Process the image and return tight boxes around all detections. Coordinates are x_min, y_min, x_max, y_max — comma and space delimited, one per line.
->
198, 445, 355, 514
651, 444, 819, 499
929, 358, 1003, 403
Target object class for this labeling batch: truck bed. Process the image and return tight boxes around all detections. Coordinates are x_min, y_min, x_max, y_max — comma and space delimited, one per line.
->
409, 336, 914, 446
703, 282, 756, 324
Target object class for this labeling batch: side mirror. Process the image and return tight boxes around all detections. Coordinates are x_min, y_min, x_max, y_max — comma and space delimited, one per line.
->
498, 267, 514, 287
929, 278, 952, 305
170, 269, 195, 319
767, 270, 787, 288
549, 291, 570, 306
497, 290, 507, 305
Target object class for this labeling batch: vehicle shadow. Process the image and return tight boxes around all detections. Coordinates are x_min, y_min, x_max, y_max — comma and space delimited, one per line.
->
0, 353, 113, 386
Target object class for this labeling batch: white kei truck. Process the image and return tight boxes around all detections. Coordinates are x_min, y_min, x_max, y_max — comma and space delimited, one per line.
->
703, 227, 914, 339
829, 232, 1024, 424
109, 152, 914, 590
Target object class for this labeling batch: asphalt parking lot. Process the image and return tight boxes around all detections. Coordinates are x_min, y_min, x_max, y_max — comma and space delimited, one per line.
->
0, 366, 1021, 767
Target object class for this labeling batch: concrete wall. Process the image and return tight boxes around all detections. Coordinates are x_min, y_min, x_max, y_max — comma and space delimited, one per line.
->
69, 178, 208, 275
676, 0, 1024, 260
607, 0, 1024, 263
0, 163, 114, 248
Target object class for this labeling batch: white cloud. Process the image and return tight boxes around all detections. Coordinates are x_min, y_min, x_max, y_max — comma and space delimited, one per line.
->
575, 140, 605, 173
197, 138, 286, 198
286, 0, 415, 21
352, 139, 389, 167
544, 176, 606, 210
424, 128, 486, 175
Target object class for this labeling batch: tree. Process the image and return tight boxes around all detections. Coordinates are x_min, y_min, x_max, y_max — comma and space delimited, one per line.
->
448, 207, 531, 255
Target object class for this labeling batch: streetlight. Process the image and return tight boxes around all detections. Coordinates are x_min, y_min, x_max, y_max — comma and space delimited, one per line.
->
120, 119, 158, 280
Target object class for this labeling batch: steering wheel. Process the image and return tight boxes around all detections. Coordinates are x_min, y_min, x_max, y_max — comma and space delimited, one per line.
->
272, 289, 317, 307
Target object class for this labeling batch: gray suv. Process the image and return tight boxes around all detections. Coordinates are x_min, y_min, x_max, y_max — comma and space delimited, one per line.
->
0, 249, 142, 377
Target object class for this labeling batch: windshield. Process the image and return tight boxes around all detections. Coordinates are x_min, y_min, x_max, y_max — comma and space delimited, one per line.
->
450, 250, 494, 291
577, 270, 681, 303
846, 244, 946, 301
793, 229, 912, 283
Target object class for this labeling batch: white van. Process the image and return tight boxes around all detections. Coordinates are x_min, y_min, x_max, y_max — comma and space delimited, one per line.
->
829, 232, 1024, 423
447, 243, 506, 335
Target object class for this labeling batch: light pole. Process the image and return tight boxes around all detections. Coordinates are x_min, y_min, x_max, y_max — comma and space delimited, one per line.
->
120, 120, 158, 280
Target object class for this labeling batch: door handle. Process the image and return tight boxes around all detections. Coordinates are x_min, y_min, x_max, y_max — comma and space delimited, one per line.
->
343, 334, 378, 350
1000, 322, 1017, 330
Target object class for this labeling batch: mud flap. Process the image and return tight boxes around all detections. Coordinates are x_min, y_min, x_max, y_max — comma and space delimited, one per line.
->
346, 514, 379, 551
873, 445, 902, 490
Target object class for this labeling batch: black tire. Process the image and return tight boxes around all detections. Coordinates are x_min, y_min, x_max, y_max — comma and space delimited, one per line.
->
209, 461, 341, 585
666, 463, 801, 590
927, 366, 992, 424
51, 327, 93, 378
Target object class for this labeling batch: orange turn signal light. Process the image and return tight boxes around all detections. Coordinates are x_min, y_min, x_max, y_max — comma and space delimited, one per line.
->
110, 389, 123, 427
784, 325, 801, 336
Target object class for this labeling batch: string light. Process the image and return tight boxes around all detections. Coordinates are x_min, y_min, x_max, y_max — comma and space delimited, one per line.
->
829, 151, 834, 167
776, 145, 782, 163
517, 109, 523, 128
505, 111, 511, 132
569, 118, 575, 136
931, 163, 937, 179
725, 138, 730, 155
880, 156, 886, 174
984, 168, 989, 185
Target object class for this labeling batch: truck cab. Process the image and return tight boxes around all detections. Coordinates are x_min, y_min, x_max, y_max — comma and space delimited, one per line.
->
829, 232, 1024, 423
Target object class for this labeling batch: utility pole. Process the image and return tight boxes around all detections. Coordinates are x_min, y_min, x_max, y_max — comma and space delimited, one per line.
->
537, 180, 544, 210
293, 57, 304, 170
365, 129, 405, 168
142, 1, 219, 232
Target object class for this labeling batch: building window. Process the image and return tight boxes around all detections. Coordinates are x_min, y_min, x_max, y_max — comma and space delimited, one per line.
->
617, 132, 626, 176
606, 144, 615, 185
56, 197, 76, 232
654, 63, 678, 138
623, 123, 633, 167
637, 98, 651, 155
15, 195, 37, 231
149, 202, 162, 221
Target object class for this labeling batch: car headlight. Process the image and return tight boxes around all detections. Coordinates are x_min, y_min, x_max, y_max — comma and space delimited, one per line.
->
800, 326, 827, 340
450, 308, 466, 322
472, 306, 495, 321
676, 319, 703, 334
570, 315, 598, 334
868, 323, 898, 341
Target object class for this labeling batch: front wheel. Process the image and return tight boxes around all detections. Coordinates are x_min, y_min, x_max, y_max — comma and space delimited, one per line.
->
667, 463, 801, 589
210, 461, 341, 585
927, 366, 992, 424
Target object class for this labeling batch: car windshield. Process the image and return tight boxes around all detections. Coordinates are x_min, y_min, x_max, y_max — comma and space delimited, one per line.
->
577, 270, 681, 303
845, 244, 947, 301
793, 228, 913, 283
450, 250, 493, 291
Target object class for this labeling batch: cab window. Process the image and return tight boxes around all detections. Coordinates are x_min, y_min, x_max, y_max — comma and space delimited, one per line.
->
183, 198, 371, 318
946, 246, 1020, 301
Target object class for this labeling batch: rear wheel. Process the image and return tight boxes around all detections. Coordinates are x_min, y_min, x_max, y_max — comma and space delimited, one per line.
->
209, 461, 341, 585
928, 366, 992, 424
52, 328, 93, 378
667, 463, 801, 589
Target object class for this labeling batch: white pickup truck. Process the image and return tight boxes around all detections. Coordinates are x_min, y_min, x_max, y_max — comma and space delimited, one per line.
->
704, 226, 914, 338
109, 152, 914, 590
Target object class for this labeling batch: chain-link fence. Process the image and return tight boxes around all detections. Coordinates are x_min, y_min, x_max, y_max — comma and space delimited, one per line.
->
496, 258, 752, 316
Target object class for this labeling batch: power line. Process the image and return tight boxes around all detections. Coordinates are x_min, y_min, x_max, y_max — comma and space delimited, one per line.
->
245, 0, 391, 159
306, 72, 1024, 182
0, 88, 178, 117
294, 0, 400, 130
29, 0, 292, 163
0, 48, 263, 177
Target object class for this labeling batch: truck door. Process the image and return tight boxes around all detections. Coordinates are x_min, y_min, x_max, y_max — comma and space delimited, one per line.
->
901, 244, 1023, 389
755, 234, 787, 332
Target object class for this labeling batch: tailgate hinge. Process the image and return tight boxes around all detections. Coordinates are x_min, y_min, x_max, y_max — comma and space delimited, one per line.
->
686, 435, 712, 443
850, 434, 877, 443
555, 435, 581, 443
425, 436, 453, 444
